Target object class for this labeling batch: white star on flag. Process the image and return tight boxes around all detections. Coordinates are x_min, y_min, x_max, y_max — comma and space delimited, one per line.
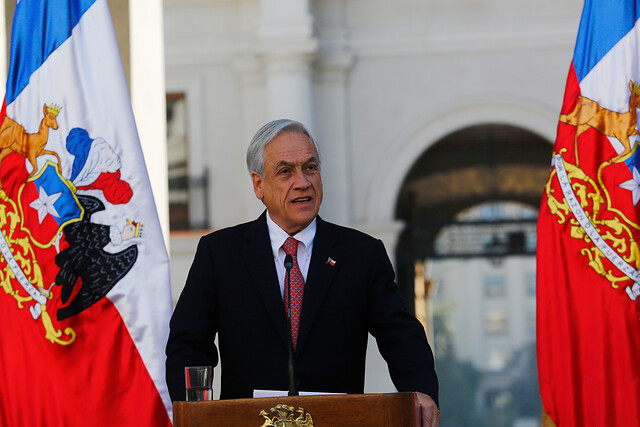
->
620, 166, 640, 205
29, 186, 62, 223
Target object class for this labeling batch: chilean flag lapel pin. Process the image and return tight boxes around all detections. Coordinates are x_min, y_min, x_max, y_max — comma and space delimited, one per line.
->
327, 257, 336, 266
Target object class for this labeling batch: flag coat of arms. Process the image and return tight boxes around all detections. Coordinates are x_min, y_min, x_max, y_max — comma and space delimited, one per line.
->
0, 0, 173, 425
537, 1, 640, 425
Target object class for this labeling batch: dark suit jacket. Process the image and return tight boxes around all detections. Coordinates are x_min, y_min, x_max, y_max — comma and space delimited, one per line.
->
166, 212, 438, 404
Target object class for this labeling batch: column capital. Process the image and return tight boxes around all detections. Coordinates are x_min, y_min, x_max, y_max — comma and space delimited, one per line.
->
255, 0, 316, 130
256, 0, 318, 59
257, 39, 319, 61
315, 52, 355, 84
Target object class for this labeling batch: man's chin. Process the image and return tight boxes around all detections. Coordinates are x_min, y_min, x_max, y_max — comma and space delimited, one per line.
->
288, 214, 317, 232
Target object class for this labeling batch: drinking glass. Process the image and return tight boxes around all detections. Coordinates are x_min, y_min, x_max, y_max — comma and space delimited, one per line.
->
184, 366, 213, 401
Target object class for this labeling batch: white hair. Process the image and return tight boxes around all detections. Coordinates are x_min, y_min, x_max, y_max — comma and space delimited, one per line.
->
246, 119, 320, 176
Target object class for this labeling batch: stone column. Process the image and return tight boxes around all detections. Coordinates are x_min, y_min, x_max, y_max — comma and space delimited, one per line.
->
257, 0, 318, 132
130, 0, 169, 246
315, 50, 354, 225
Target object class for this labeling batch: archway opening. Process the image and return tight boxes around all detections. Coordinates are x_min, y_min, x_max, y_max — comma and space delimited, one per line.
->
394, 123, 551, 426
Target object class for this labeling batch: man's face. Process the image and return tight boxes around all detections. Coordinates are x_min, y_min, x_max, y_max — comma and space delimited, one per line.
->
252, 132, 323, 235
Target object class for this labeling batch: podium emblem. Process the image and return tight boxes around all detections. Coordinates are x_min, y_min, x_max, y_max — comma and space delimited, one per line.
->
258, 404, 314, 426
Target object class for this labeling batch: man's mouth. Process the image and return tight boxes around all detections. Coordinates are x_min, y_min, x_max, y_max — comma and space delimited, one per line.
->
292, 197, 311, 204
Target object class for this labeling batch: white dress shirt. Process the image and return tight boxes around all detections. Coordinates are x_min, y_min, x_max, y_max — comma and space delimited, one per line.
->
266, 213, 316, 298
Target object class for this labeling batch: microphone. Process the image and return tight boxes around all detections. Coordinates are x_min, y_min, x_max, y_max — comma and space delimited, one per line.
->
283, 254, 298, 396
284, 254, 293, 271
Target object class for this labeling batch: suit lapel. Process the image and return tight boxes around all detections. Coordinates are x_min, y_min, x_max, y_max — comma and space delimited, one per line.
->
296, 216, 341, 353
241, 211, 290, 348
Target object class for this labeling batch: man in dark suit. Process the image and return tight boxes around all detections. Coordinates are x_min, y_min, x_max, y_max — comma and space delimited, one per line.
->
166, 119, 440, 426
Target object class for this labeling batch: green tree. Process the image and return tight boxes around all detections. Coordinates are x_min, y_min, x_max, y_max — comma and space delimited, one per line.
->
433, 308, 485, 426
506, 342, 541, 417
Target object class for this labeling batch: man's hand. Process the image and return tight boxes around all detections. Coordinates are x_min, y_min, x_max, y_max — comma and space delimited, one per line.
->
415, 392, 440, 427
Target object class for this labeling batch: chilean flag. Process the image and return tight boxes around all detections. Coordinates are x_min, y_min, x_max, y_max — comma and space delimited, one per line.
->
537, 1, 640, 425
0, 1, 173, 425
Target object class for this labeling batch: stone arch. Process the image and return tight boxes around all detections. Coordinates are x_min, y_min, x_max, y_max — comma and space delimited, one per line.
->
386, 101, 556, 313
364, 100, 557, 224
395, 123, 553, 226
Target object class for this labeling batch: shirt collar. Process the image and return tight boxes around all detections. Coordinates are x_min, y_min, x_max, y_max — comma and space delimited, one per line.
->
266, 213, 317, 255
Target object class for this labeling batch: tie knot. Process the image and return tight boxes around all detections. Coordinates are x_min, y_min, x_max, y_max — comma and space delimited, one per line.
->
283, 237, 299, 257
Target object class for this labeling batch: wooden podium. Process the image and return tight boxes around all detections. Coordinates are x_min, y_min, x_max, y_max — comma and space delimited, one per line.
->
173, 392, 419, 426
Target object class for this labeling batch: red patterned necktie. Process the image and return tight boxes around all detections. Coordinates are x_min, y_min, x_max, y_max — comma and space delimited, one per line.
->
283, 236, 304, 350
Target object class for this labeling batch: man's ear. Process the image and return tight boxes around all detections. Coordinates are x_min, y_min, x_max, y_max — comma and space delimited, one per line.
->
252, 171, 264, 200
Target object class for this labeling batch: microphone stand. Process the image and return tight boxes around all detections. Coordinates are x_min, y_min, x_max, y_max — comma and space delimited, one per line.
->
283, 254, 298, 396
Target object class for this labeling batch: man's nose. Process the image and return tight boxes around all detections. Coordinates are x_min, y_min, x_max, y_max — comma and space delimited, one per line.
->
292, 169, 311, 188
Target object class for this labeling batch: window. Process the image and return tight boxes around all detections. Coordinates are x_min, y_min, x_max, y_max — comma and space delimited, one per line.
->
525, 272, 536, 296
166, 93, 189, 230
485, 310, 507, 334
484, 275, 506, 297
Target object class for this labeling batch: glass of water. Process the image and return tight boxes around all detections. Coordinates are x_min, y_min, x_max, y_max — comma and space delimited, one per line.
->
184, 366, 213, 401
